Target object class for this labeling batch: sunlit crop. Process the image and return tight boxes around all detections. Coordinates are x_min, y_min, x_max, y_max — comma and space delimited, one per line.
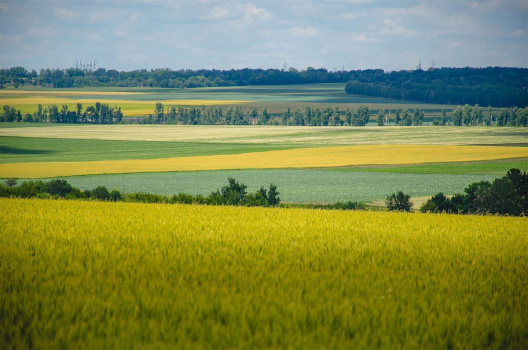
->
2, 144, 527, 178
1, 198, 526, 348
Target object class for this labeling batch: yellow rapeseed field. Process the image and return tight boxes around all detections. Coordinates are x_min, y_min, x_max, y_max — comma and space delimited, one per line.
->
0, 98, 252, 116
1, 144, 527, 178
1, 198, 526, 348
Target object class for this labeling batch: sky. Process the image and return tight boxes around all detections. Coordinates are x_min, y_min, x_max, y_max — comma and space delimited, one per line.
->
0, 0, 527, 72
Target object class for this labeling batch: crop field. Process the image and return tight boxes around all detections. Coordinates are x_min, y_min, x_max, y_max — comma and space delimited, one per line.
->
1, 124, 526, 145
0, 136, 306, 163
33, 170, 497, 203
1, 198, 526, 348
1, 84, 462, 116
1, 144, 526, 178
1, 125, 526, 201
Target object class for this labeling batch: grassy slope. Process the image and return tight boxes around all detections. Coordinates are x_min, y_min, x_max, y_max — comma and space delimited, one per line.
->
2, 198, 526, 348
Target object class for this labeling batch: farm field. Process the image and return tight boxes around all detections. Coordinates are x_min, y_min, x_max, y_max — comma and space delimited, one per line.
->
1, 144, 526, 178
1, 84, 461, 116
1, 124, 527, 145
32, 170, 499, 203
1, 198, 527, 348
1, 124, 526, 202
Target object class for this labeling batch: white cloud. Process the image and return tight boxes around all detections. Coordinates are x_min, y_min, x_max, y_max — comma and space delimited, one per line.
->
380, 19, 415, 36
199, 6, 231, 21
291, 27, 319, 38
243, 4, 272, 21
199, 3, 271, 22
54, 7, 75, 19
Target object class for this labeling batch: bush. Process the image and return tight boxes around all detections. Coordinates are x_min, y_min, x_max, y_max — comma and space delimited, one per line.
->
386, 191, 413, 212
91, 186, 110, 200
45, 179, 73, 197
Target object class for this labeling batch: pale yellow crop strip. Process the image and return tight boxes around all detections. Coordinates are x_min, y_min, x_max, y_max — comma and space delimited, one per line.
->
1, 145, 527, 178
0, 91, 147, 95
0, 97, 251, 106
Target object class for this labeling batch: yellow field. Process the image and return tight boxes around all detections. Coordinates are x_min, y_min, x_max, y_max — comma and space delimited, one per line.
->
2, 144, 526, 178
0, 98, 252, 116
1, 198, 526, 348
0, 90, 146, 95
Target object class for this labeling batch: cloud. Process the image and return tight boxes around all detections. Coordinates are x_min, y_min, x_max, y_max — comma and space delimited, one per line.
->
199, 3, 271, 22
291, 27, 319, 38
243, 3, 272, 21
54, 7, 75, 19
380, 19, 415, 37
199, 6, 231, 21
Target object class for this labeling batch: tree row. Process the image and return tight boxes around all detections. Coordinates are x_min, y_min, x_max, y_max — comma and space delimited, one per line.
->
2, 103, 527, 127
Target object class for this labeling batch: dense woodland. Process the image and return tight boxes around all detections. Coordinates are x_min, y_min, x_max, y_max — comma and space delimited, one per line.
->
1, 102, 527, 126
1, 66, 526, 107
345, 67, 528, 107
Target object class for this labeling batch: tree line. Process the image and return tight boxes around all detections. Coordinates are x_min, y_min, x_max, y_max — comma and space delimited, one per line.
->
0, 102, 123, 124
1, 66, 351, 89
0, 178, 280, 207
2, 102, 527, 127
345, 67, 528, 108
420, 169, 528, 216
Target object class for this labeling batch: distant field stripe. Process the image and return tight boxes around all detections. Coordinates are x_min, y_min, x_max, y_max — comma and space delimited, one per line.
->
1, 145, 527, 178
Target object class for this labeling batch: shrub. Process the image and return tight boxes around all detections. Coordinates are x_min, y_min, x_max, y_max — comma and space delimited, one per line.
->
386, 191, 413, 212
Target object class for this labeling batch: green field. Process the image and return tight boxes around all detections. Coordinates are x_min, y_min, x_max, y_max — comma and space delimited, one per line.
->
24, 170, 498, 203
0, 136, 306, 163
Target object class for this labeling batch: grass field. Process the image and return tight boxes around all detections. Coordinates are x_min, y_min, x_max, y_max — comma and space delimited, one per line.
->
1, 198, 526, 348
28, 170, 498, 203
0, 136, 307, 163
1, 144, 526, 178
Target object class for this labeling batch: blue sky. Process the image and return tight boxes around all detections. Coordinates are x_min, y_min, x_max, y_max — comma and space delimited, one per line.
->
1, 0, 527, 72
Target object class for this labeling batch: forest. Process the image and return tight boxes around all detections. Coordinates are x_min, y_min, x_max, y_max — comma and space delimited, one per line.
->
345, 67, 528, 107
1, 66, 526, 108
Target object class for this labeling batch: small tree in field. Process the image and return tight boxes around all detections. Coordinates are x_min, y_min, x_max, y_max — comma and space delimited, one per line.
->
386, 191, 413, 212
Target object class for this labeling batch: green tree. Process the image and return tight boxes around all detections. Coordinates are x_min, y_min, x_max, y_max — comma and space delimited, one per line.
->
377, 110, 385, 126
386, 191, 413, 212
441, 109, 447, 125
452, 106, 462, 126
394, 109, 401, 126
258, 108, 269, 125
462, 104, 472, 126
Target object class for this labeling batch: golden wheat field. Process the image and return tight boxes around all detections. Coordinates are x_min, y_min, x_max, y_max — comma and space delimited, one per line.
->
1, 144, 526, 178
1, 198, 527, 348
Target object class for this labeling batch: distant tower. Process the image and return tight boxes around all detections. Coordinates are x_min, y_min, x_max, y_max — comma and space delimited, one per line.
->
416, 61, 422, 70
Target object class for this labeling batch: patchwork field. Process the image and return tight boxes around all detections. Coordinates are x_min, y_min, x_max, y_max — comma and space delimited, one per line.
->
1, 124, 527, 202
1, 144, 526, 178
1, 84, 460, 116
2, 198, 526, 348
